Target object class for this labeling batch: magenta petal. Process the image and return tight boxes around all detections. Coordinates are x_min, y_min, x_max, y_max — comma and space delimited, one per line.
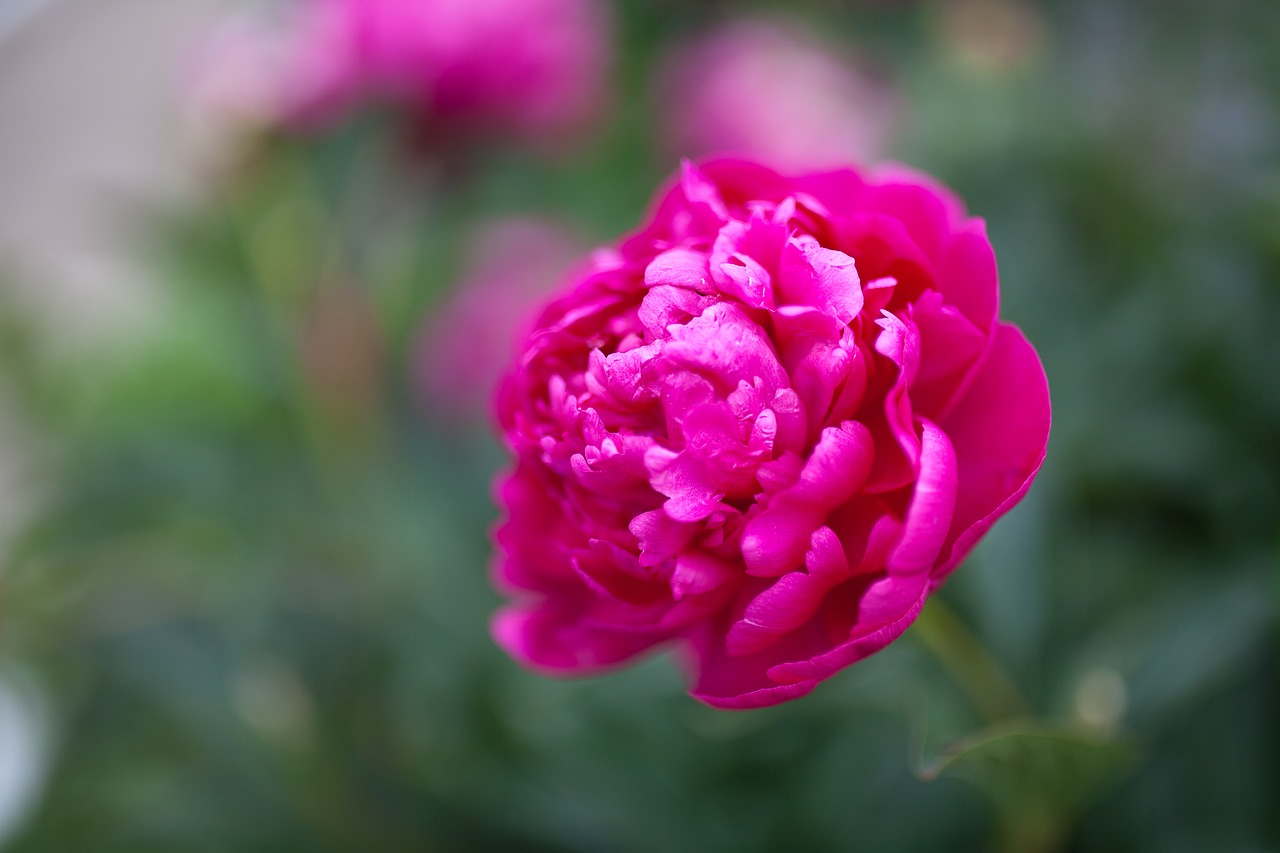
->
765, 577, 930, 684
777, 236, 863, 324
792, 168, 869, 216
630, 509, 696, 566
679, 159, 731, 222
688, 571, 930, 706
780, 332, 854, 442
593, 344, 661, 408
693, 677, 819, 710
874, 310, 921, 388
910, 290, 989, 420
663, 303, 787, 395
864, 168, 966, 260
741, 422, 874, 576
939, 219, 999, 336
683, 602, 826, 708
638, 285, 717, 338
645, 445, 724, 523
645, 248, 713, 291
866, 312, 922, 492
832, 213, 935, 283
886, 419, 957, 574
492, 460, 581, 593
493, 602, 662, 675
710, 211, 789, 283
727, 527, 849, 656
769, 387, 808, 455
788, 421, 876, 505
672, 551, 737, 599
933, 323, 1051, 579
740, 508, 816, 577
714, 261, 771, 308
572, 541, 666, 607
698, 158, 792, 209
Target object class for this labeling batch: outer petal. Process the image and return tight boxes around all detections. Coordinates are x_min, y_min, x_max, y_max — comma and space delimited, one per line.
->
763, 577, 930, 685
492, 601, 663, 675
491, 459, 582, 593
938, 219, 999, 338
699, 158, 792, 212
865, 165, 967, 260
932, 323, 1051, 580
685, 571, 931, 708
910, 291, 989, 421
682, 590, 827, 708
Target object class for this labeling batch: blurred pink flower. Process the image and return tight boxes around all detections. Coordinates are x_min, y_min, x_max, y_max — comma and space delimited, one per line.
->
193, 0, 611, 144
415, 219, 585, 417
656, 19, 900, 170
492, 159, 1050, 708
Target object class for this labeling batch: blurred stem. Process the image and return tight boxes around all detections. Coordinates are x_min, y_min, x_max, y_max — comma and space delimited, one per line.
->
998, 809, 1065, 853
914, 600, 1055, 853
912, 597, 1030, 725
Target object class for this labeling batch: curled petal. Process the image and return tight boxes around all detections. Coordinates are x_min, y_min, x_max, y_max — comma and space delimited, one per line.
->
864, 312, 921, 492
630, 509, 696, 566
663, 303, 788, 396
764, 575, 930, 685
777, 236, 863, 324
727, 526, 849, 656
885, 419, 957, 574
638, 285, 717, 339
645, 445, 724, 523
741, 421, 874, 575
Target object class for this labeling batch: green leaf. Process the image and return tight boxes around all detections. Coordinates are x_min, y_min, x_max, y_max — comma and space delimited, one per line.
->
922, 722, 1138, 853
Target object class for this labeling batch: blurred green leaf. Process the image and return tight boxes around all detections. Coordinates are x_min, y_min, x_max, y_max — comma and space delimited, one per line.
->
923, 722, 1138, 852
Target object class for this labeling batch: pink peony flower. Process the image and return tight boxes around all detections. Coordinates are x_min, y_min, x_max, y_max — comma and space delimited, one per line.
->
415, 219, 586, 417
193, 0, 611, 143
656, 19, 900, 171
492, 159, 1050, 708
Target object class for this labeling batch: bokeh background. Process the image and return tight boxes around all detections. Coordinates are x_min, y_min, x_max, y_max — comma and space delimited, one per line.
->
0, 0, 1277, 851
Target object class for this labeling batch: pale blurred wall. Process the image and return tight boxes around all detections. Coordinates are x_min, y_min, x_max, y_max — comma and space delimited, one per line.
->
0, 3, 235, 840
0, 0, 228, 341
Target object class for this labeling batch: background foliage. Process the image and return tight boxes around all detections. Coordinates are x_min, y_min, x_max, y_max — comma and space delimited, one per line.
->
1, 0, 1277, 850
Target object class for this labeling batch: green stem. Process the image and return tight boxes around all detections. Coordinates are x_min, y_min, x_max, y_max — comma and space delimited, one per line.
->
911, 597, 1030, 725
997, 808, 1065, 853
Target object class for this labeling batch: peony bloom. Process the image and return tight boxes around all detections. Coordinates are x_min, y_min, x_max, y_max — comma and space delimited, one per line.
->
416, 219, 585, 417
493, 159, 1050, 708
193, 0, 611, 143
656, 19, 900, 171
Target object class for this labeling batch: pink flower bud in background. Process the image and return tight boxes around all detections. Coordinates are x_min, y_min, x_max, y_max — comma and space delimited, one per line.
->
656, 19, 900, 171
415, 219, 586, 417
192, 0, 612, 144
491, 159, 1050, 708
